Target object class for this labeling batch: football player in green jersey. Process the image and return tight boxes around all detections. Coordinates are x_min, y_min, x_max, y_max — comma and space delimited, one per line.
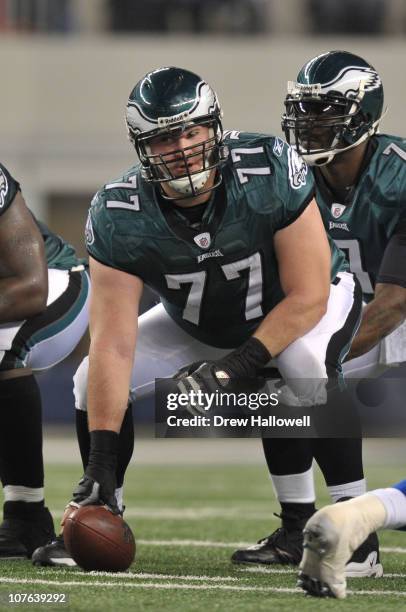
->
35, 66, 369, 571
277, 50, 406, 596
0, 163, 90, 560
282, 50, 406, 371
236, 50, 405, 576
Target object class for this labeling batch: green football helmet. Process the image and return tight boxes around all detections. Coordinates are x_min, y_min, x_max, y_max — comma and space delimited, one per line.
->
125, 66, 228, 198
282, 51, 385, 166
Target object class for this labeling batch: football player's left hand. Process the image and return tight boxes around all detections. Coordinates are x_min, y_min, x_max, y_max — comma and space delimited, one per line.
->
173, 360, 206, 380
175, 361, 235, 416
174, 338, 272, 415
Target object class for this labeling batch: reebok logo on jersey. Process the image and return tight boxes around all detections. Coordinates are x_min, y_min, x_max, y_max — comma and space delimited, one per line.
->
331, 203, 347, 219
329, 221, 350, 232
273, 138, 284, 157
197, 249, 224, 263
194, 232, 211, 249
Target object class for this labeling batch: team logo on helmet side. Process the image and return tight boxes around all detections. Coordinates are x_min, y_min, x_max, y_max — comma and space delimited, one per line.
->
321, 66, 382, 94
0, 169, 9, 209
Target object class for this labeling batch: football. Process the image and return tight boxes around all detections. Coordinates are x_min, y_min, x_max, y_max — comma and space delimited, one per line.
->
63, 505, 135, 572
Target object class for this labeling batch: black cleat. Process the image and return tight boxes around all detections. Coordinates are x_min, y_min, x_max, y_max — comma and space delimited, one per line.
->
231, 517, 306, 566
297, 572, 335, 598
345, 531, 383, 578
32, 535, 76, 567
0, 507, 55, 559
0, 519, 29, 559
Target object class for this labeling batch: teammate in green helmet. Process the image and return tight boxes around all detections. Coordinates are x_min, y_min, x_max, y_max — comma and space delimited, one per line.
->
233, 50, 402, 577
279, 50, 406, 598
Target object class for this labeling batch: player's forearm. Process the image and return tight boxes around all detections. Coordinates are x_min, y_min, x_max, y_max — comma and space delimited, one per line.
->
87, 346, 134, 433
346, 291, 406, 360
254, 293, 327, 356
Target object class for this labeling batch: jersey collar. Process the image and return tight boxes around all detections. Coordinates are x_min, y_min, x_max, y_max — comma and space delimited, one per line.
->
155, 179, 227, 248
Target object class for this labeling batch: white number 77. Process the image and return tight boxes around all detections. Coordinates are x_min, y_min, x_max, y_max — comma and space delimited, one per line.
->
165, 253, 264, 325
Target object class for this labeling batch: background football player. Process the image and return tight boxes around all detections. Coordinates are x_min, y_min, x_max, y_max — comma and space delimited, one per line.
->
283, 50, 406, 372
0, 163, 89, 559
234, 50, 405, 573
299, 478, 406, 598
34, 66, 366, 571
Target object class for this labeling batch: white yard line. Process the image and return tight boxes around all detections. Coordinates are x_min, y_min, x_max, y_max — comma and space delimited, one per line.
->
0, 577, 404, 597
381, 547, 406, 554
0, 577, 299, 593
137, 538, 249, 548
44, 570, 240, 583
238, 567, 296, 574
381, 574, 406, 578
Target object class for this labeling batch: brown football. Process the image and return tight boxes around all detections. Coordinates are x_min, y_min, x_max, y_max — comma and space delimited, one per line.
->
63, 505, 135, 571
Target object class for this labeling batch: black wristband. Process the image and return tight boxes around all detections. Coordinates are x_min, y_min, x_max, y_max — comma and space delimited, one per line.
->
87, 430, 119, 478
89, 430, 119, 454
218, 337, 272, 379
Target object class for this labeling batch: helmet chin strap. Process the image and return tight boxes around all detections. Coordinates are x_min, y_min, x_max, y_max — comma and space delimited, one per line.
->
168, 169, 211, 195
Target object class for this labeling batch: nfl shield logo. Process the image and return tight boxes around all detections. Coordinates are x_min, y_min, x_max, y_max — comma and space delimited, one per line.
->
194, 232, 211, 249
331, 203, 346, 219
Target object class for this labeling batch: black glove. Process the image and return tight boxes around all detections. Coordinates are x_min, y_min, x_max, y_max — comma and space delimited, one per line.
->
70, 430, 120, 514
175, 338, 271, 413
173, 360, 206, 380
72, 472, 120, 515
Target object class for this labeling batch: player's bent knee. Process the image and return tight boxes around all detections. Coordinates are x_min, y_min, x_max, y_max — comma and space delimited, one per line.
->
277, 336, 328, 379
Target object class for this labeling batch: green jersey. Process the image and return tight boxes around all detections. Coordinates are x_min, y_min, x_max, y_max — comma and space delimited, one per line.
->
87, 132, 346, 348
315, 134, 406, 302
0, 162, 85, 270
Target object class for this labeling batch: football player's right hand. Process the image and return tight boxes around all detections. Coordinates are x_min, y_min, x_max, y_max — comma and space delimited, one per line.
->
70, 474, 120, 515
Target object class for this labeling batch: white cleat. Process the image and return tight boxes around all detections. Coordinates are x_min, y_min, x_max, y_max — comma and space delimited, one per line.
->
298, 494, 386, 599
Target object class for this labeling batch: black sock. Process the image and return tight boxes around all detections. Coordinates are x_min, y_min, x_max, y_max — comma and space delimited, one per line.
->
280, 501, 316, 530
75, 409, 90, 472
313, 438, 364, 486
76, 401, 134, 487
262, 438, 313, 475
3, 500, 45, 521
116, 402, 134, 488
0, 375, 44, 492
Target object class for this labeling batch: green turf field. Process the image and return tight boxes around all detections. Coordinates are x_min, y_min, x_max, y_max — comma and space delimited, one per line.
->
0, 447, 405, 611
